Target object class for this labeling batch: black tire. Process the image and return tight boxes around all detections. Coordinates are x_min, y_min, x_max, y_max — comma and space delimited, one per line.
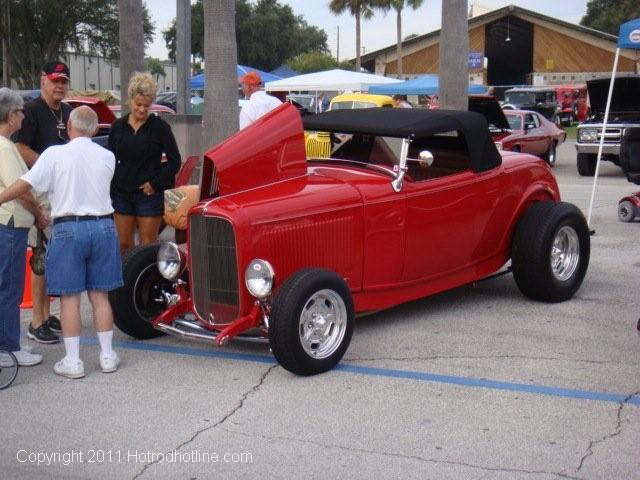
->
618, 201, 637, 223
0, 350, 18, 390
544, 142, 557, 167
269, 269, 354, 376
512, 201, 590, 303
109, 244, 171, 339
577, 153, 597, 176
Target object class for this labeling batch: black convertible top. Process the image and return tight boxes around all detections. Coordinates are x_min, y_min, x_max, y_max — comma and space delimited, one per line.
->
302, 108, 501, 172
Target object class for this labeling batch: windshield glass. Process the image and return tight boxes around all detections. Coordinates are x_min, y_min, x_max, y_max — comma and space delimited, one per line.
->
288, 95, 313, 109
329, 101, 353, 110
353, 101, 378, 109
505, 114, 522, 130
504, 92, 535, 105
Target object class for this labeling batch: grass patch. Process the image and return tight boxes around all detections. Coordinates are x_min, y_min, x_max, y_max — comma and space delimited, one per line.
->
564, 125, 577, 140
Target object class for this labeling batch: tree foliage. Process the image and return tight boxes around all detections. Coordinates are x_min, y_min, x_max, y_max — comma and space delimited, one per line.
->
164, 0, 328, 72
0, 0, 154, 89
287, 51, 354, 74
145, 57, 166, 80
580, 0, 640, 36
329, 0, 386, 71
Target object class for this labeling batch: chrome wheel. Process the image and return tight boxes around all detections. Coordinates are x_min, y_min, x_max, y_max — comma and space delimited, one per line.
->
550, 226, 580, 281
547, 144, 556, 166
0, 350, 18, 389
618, 201, 636, 222
298, 289, 347, 359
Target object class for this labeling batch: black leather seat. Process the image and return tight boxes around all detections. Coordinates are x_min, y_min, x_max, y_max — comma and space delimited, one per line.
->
620, 127, 640, 185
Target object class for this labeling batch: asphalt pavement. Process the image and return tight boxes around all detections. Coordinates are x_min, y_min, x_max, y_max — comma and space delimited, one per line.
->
2, 141, 639, 480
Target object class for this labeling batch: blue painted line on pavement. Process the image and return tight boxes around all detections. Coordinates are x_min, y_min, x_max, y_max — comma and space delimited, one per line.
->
81, 337, 640, 407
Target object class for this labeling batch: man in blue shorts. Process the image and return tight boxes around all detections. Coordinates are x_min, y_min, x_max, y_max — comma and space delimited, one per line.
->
0, 106, 123, 379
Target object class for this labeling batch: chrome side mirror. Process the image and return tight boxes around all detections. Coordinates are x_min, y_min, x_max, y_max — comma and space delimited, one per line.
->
419, 150, 434, 166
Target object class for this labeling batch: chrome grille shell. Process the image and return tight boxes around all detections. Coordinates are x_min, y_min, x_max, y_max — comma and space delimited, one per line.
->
189, 214, 239, 325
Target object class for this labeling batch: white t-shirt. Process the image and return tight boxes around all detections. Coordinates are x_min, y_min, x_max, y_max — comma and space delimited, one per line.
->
239, 90, 282, 130
22, 136, 115, 218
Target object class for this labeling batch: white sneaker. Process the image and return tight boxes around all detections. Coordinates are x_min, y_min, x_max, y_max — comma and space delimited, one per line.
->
99, 352, 120, 373
13, 349, 43, 366
54, 358, 84, 379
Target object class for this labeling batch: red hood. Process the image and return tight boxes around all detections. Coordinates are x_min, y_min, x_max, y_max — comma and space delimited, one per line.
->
201, 103, 307, 198
64, 97, 116, 125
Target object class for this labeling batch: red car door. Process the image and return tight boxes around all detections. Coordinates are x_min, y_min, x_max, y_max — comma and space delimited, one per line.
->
523, 113, 546, 155
402, 165, 507, 282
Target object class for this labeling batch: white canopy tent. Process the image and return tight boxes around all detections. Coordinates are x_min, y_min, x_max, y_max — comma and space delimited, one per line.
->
265, 69, 402, 92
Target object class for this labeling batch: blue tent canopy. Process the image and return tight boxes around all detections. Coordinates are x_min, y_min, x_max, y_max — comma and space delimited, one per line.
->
368, 74, 487, 95
190, 65, 282, 89
270, 65, 299, 79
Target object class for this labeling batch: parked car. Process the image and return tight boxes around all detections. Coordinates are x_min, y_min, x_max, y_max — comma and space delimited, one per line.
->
328, 93, 394, 110
554, 84, 589, 125
304, 93, 394, 157
498, 110, 566, 166
108, 103, 176, 118
109, 104, 590, 376
575, 75, 640, 176
503, 87, 560, 124
64, 96, 116, 136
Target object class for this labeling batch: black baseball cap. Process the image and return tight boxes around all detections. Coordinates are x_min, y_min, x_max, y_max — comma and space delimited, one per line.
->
42, 61, 70, 81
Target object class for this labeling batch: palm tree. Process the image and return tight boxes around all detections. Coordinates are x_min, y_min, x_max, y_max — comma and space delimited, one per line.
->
329, 1, 383, 71
202, 0, 238, 147
439, 0, 468, 110
118, 0, 145, 109
385, 0, 424, 78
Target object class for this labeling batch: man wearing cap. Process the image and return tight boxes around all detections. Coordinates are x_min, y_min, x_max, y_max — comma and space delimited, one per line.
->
13, 60, 72, 344
239, 71, 282, 130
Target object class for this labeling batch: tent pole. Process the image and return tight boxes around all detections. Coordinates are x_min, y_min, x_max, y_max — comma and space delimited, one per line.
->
587, 48, 620, 228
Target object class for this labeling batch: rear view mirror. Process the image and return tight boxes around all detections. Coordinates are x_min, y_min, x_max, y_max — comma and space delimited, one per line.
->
419, 150, 434, 166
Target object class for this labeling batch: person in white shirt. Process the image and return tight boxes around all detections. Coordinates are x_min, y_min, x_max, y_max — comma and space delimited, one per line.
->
0, 106, 123, 379
238, 71, 282, 129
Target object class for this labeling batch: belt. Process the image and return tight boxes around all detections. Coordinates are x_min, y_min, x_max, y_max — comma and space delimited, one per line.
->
53, 214, 113, 225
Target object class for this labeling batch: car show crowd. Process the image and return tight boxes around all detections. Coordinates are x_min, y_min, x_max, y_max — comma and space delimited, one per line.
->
0, 53, 635, 383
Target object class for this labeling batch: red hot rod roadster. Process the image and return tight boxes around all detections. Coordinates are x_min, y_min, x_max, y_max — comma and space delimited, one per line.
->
110, 104, 590, 375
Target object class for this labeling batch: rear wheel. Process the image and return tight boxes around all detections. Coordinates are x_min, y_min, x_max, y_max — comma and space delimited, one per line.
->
512, 202, 590, 302
109, 244, 171, 339
544, 142, 557, 167
269, 269, 354, 375
618, 200, 637, 222
577, 153, 597, 176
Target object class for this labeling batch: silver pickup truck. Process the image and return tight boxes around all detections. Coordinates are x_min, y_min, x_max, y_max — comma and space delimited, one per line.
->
575, 76, 640, 176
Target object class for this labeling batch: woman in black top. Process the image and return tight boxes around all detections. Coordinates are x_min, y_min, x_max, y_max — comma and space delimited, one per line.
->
108, 72, 180, 252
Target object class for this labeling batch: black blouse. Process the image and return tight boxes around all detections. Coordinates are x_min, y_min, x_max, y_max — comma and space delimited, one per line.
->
108, 113, 181, 193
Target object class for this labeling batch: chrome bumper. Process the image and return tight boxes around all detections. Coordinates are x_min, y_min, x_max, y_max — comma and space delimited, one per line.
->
575, 143, 620, 155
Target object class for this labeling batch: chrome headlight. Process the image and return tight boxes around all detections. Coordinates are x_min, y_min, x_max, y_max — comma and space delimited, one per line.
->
245, 259, 274, 299
578, 128, 597, 143
157, 242, 182, 280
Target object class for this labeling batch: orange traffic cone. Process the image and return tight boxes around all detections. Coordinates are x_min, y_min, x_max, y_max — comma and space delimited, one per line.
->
20, 248, 33, 309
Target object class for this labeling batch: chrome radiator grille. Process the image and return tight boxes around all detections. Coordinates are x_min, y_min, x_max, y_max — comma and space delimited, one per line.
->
189, 215, 239, 324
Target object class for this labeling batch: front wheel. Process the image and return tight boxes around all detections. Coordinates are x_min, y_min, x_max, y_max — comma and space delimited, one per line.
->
269, 269, 354, 375
577, 153, 597, 176
618, 201, 637, 222
512, 202, 590, 302
109, 244, 172, 339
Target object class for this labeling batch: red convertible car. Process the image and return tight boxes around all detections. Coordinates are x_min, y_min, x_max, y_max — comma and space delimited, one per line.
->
110, 105, 590, 375
496, 109, 566, 167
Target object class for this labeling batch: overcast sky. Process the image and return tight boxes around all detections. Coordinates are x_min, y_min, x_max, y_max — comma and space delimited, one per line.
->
143, 0, 589, 62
